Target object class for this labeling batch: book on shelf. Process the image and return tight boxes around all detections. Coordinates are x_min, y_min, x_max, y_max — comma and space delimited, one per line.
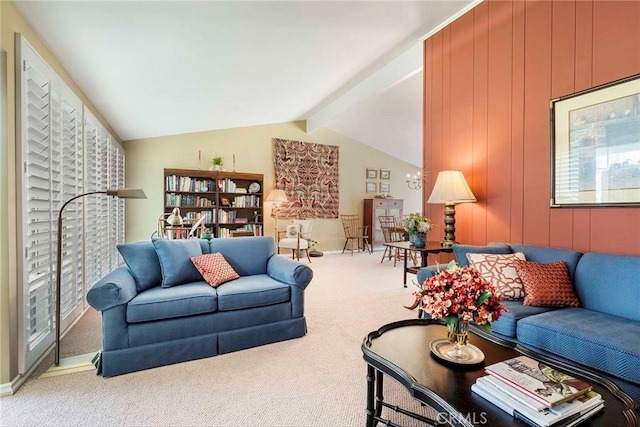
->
485, 356, 592, 408
472, 381, 603, 427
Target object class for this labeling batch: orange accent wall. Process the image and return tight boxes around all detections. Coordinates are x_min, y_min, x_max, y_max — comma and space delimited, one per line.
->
423, 0, 640, 255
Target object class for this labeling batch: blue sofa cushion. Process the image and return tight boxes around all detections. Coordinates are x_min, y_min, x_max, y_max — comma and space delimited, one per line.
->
452, 244, 512, 267
216, 275, 290, 311
209, 236, 275, 276
517, 308, 640, 386
490, 299, 556, 338
126, 281, 217, 323
117, 241, 162, 292
508, 244, 582, 280
153, 239, 204, 287
574, 253, 640, 322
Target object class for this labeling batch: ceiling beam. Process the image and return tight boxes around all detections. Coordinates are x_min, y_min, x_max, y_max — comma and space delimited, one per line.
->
305, 42, 422, 133
305, 0, 482, 134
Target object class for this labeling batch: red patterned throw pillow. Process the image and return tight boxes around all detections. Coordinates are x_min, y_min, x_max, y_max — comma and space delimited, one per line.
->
513, 260, 580, 307
191, 253, 239, 288
466, 252, 526, 300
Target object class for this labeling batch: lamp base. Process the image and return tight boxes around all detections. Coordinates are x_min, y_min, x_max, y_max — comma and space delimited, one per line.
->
441, 240, 457, 247
40, 351, 100, 378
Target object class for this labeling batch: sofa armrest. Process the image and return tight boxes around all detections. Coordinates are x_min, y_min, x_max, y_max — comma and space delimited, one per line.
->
87, 266, 139, 311
416, 264, 446, 285
267, 255, 313, 289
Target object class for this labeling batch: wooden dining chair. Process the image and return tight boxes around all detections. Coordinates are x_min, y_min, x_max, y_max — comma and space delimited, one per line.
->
378, 215, 405, 265
340, 214, 372, 256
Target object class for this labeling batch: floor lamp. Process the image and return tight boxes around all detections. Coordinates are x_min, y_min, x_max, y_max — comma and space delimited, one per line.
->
266, 189, 288, 240
41, 188, 146, 378
426, 171, 476, 247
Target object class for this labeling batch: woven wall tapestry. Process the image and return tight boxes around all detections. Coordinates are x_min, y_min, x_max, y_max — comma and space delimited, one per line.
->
272, 138, 339, 218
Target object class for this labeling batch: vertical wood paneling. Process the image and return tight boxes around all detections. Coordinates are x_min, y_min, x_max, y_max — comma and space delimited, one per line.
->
471, 2, 489, 245
511, 0, 526, 244
522, 0, 552, 246
549, 0, 576, 249
572, 0, 593, 252
592, 0, 640, 86
589, 1, 640, 254
429, 32, 445, 242
442, 27, 452, 171
486, 0, 513, 243
423, 0, 640, 256
449, 12, 475, 246
423, 38, 433, 218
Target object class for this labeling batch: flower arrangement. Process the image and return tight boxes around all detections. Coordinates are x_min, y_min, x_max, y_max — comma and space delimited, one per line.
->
403, 212, 434, 235
414, 261, 507, 333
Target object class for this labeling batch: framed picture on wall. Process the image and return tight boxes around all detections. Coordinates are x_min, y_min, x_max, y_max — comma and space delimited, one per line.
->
380, 169, 391, 180
366, 182, 377, 193
366, 168, 378, 179
380, 182, 390, 193
551, 73, 640, 207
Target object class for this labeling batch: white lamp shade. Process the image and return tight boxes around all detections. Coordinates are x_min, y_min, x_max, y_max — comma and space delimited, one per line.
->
266, 189, 288, 203
426, 170, 477, 204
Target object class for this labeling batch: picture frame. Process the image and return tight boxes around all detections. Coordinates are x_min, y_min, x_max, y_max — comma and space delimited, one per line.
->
380, 182, 390, 193
366, 182, 377, 193
366, 168, 378, 179
380, 169, 391, 180
551, 73, 640, 207
220, 197, 231, 207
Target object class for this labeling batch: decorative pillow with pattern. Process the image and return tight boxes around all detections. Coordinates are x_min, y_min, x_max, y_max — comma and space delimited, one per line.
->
191, 253, 240, 288
466, 252, 526, 299
513, 260, 580, 307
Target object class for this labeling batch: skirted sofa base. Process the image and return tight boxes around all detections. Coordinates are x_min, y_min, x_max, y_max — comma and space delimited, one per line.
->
88, 236, 313, 377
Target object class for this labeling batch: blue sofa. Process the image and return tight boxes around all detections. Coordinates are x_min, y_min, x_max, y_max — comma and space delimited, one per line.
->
417, 243, 640, 405
87, 236, 313, 377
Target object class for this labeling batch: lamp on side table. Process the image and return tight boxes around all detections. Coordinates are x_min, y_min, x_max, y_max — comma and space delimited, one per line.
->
426, 171, 476, 247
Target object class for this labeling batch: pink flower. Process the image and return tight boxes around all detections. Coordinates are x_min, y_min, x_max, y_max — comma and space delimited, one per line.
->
414, 264, 507, 327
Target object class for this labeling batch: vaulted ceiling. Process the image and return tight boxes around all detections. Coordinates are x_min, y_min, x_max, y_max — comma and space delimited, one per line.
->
13, 0, 477, 166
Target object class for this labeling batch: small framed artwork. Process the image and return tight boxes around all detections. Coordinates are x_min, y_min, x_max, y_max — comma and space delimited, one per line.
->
380, 182, 390, 193
380, 169, 391, 180
220, 197, 231, 207
366, 182, 377, 193
366, 168, 378, 179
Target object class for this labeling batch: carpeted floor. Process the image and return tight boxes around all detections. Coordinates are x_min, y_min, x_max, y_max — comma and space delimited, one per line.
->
0, 251, 440, 426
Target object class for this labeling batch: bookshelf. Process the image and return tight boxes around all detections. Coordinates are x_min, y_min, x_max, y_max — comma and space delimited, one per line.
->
164, 168, 264, 238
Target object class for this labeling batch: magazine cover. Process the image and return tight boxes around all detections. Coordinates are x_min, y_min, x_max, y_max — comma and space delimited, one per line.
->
485, 356, 592, 407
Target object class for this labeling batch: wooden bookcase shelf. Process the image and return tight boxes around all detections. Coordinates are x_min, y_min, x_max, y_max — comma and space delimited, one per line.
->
164, 168, 264, 238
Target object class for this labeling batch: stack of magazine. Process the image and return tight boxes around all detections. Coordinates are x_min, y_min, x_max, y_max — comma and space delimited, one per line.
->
472, 356, 604, 427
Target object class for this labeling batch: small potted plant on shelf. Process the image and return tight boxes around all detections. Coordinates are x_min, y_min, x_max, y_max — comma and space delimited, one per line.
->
211, 155, 224, 171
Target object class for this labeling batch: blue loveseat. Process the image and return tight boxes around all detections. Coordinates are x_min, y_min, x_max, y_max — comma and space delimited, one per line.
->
87, 236, 313, 377
417, 243, 640, 405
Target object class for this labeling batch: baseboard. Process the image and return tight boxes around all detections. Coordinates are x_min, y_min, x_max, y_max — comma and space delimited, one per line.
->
0, 374, 24, 396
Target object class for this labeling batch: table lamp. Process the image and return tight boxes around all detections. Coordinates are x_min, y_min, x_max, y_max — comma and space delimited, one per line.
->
41, 188, 146, 378
266, 189, 288, 239
427, 171, 476, 247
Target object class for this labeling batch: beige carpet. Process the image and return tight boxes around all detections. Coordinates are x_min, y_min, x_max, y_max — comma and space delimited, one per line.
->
0, 252, 439, 426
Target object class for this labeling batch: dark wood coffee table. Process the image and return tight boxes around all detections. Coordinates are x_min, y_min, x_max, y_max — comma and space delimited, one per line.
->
362, 319, 638, 427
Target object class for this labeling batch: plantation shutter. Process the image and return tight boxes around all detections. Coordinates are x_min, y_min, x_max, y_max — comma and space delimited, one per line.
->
59, 86, 84, 328
17, 39, 57, 370
83, 107, 104, 287
84, 108, 124, 283
17, 34, 127, 374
